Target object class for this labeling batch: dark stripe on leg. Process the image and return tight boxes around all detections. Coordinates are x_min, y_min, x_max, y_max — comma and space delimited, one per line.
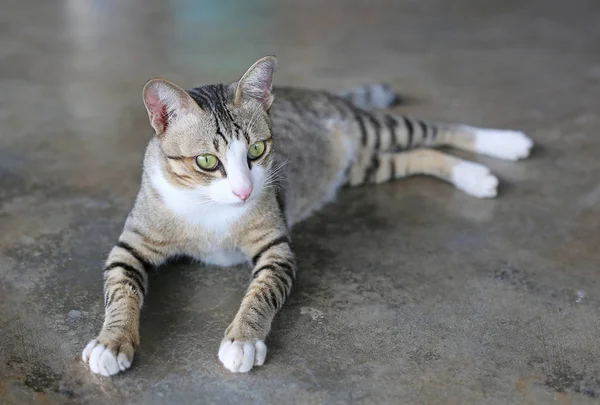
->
252, 264, 275, 279
271, 273, 292, 293
252, 262, 295, 285
108, 306, 121, 316
272, 261, 295, 281
402, 117, 414, 147
104, 319, 124, 329
105, 289, 117, 308
264, 289, 278, 310
119, 280, 143, 298
107, 280, 143, 299
246, 320, 262, 332
251, 236, 290, 266
104, 262, 147, 296
364, 154, 381, 183
251, 307, 269, 321
271, 278, 287, 301
389, 157, 396, 181
116, 241, 151, 270
252, 291, 268, 310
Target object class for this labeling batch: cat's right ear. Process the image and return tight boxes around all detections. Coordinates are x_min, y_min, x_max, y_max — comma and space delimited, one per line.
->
234, 56, 277, 109
142, 78, 195, 136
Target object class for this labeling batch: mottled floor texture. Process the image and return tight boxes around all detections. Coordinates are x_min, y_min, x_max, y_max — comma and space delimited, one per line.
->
1, 0, 600, 404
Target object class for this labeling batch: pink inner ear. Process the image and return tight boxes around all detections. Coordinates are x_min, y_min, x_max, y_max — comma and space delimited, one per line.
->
145, 90, 167, 134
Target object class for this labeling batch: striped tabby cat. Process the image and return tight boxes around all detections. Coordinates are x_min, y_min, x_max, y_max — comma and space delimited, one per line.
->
82, 56, 533, 375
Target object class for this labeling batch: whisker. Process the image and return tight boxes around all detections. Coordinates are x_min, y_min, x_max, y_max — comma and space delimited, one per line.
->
189, 197, 218, 207
268, 158, 289, 175
263, 159, 289, 186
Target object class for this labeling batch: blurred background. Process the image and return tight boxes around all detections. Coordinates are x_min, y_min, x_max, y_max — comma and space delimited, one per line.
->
1, 0, 599, 404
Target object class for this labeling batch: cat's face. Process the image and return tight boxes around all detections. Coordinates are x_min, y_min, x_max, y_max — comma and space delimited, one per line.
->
142, 57, 277, 207
156, 89, 273, 206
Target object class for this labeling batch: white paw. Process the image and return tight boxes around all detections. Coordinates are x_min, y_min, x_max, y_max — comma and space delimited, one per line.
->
82, 339, 132, 376
473, 128, 534, 161
452, 161, 498, 198
218, 339, 267, 373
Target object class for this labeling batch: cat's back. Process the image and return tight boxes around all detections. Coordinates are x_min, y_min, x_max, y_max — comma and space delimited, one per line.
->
268, 87, 357, 225
269, 86, 354, 151
271, 86, 348, 122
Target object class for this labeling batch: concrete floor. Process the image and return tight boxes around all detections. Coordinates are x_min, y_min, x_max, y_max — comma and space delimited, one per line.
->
1, 0, 599, 403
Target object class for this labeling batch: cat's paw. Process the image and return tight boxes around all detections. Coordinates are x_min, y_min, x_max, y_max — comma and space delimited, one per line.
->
473, 128, 534, 161
81, 336, 135, 376
452, 161, 498, 198
218, 339, 267, 373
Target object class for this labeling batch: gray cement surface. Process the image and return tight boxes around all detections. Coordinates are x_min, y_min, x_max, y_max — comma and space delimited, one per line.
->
1, 0, 599, 403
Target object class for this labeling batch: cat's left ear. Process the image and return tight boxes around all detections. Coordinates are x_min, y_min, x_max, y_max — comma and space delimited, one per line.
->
234, 56, 277, 110
142, 78, 196, 136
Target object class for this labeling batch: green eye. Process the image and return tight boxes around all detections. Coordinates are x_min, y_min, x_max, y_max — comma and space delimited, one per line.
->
196, 154, 219, 170
248, 141, 266, 160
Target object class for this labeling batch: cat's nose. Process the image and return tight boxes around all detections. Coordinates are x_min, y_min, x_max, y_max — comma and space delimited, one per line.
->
232, 187, 252, 201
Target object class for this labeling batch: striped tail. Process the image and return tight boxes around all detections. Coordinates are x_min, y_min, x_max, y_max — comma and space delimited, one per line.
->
347, 104, 532, 159
345, 105, 446, 153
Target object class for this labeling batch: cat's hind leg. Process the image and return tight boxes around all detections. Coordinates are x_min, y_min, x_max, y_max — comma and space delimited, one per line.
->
357, 149, 499, 198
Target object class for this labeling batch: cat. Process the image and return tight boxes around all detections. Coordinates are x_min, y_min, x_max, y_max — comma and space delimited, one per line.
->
81, 56, 533, 375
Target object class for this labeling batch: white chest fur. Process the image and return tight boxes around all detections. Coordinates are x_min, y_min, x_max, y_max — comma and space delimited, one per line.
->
148, 165, 253, 266
150, 165, 252, 232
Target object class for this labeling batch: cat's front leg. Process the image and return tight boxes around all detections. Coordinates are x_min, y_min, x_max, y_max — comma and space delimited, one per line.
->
82, 228, 166, 376
219, 234, 296, 373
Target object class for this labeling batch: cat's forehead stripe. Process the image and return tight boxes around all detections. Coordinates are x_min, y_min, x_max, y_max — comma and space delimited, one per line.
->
188, 84, 247, 144
213, 113, 229, 146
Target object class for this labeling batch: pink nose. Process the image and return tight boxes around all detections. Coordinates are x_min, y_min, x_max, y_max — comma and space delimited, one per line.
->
233, 188, 252, 201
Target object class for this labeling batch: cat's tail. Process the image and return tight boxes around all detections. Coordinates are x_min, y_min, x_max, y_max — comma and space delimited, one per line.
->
337, 84, 401, 110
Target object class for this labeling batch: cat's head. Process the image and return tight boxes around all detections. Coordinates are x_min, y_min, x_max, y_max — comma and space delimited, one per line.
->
142, 56, 277, 207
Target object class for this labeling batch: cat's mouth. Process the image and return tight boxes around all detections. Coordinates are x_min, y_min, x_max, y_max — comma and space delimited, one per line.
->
223, 196, 252, 207
229, 192, 262, 206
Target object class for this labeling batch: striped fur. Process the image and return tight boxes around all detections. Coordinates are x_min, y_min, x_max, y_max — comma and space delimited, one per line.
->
82, 56, 533, 375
